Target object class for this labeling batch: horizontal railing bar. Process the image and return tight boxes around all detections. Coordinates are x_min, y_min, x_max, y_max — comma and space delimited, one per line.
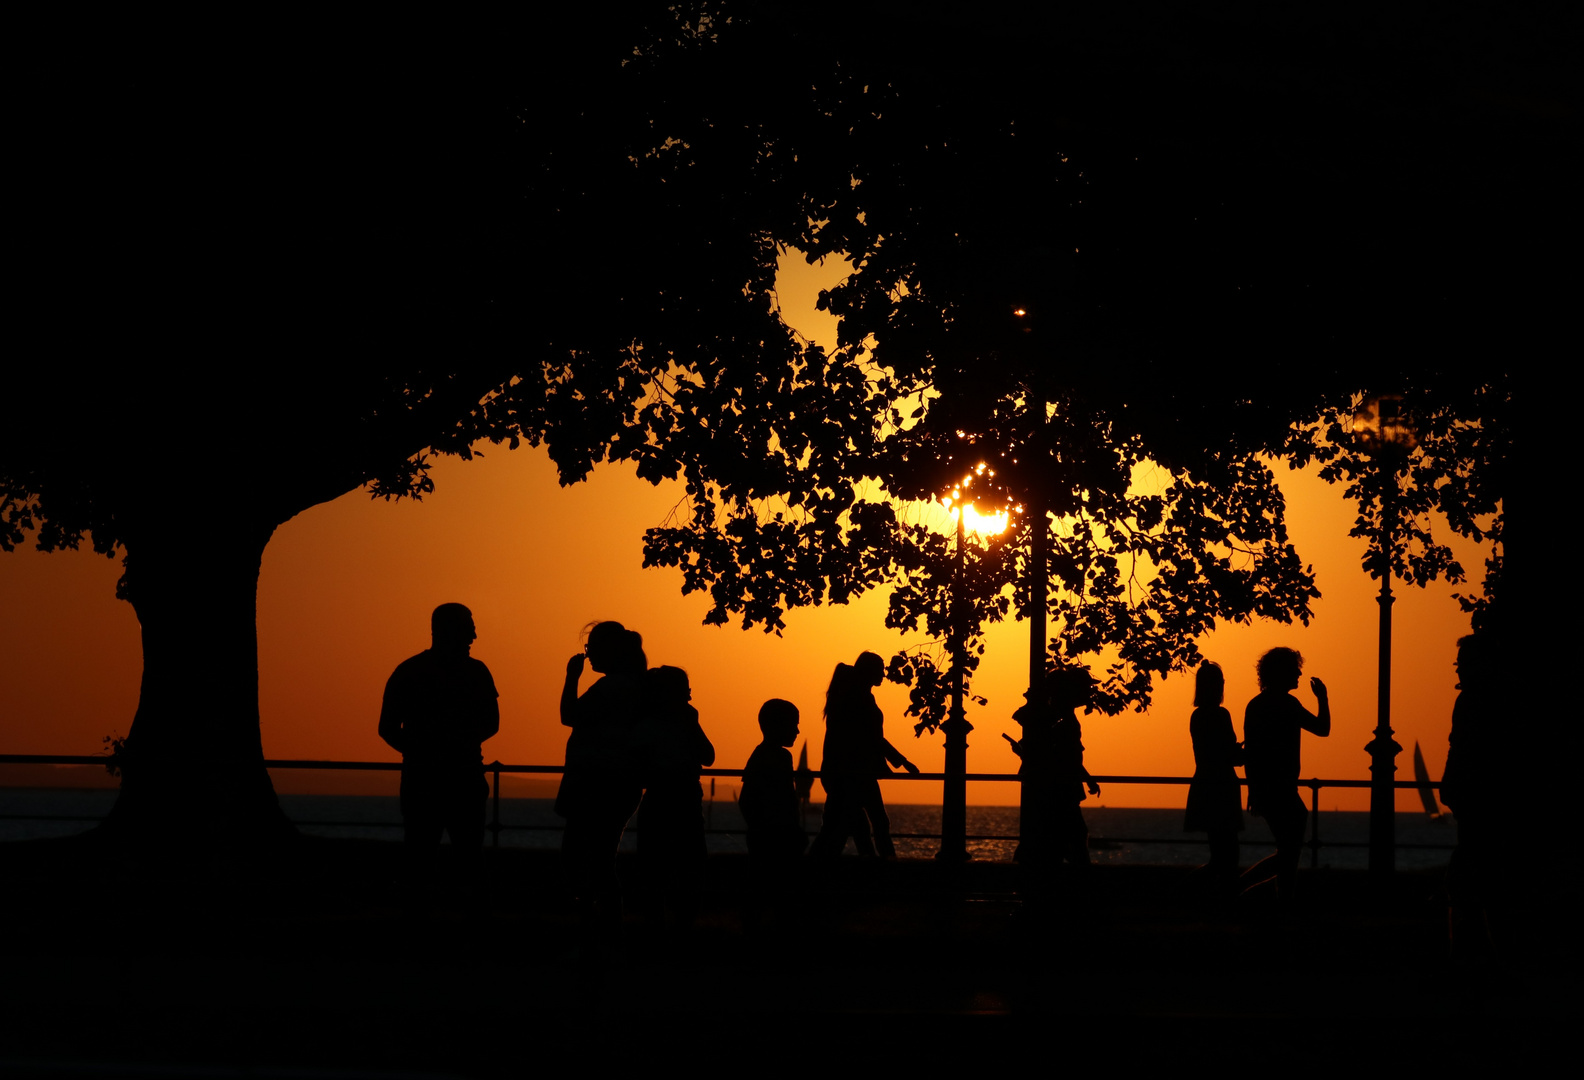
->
278, 825, 1457, 852
5, 812, 1458, 852
0, 755, 111, 766
0, 755, 1440, 791
1, 755, 1457, 862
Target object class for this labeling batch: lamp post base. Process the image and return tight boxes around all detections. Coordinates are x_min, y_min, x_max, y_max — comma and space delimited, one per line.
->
937, 714, 973, 862
1366, 732, 1401, 879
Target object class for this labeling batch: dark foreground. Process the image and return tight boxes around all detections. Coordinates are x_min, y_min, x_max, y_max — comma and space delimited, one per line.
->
1, 834, 1574, 1077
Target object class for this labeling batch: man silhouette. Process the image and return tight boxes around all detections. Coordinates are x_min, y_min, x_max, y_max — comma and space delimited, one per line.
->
379, 603, 500, 854
1242, 647, 1329, 901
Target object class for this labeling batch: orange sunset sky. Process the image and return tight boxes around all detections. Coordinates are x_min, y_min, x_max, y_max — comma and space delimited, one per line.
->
0, 255, 1494, 812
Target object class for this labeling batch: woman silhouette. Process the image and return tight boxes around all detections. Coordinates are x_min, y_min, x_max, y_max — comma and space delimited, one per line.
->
1183, 660, 1244, 888
632, 665, 715, 927
557, 621, 647, 910
810, 651, 918, 858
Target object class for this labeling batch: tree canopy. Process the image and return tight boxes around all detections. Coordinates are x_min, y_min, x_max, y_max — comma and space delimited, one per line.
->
4, 5, 1554, 830
632, 4, 1549, 721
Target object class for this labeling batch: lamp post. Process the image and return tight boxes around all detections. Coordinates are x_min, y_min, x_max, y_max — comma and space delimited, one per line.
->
1353, 393, 1418, 880
937, 503, 972, 862
936, 493, 1011, 862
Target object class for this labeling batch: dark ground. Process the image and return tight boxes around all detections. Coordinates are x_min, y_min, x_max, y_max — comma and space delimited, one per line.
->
0, 834, 1574, 1077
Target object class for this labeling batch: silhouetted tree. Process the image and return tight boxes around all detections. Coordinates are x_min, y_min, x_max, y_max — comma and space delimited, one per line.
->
3, 10, 856, 837
3, 6, 1558, 836
638, 4, 1555, 725
1290, 380, 1508, 631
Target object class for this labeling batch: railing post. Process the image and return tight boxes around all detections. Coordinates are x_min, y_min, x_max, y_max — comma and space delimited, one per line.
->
1308, 780, 1321, 869
490, 761, 502, 849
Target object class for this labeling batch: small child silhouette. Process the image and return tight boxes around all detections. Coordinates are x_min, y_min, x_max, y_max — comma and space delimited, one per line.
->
740, 698, 806, 918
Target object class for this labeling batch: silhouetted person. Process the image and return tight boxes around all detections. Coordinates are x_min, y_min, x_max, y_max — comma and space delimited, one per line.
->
557, 621, 647, 916
741, 698, 806, 916
1241, 647, 1330, 902
1441, 633, 1504, 966
1008, 668, 1100, 898
810, 652, 918, 857
851, 651, 919, 856
378, 603, 500, 872
632, 665, 715, 930
809, 662, 875, 858
1184, 660, 1244, 889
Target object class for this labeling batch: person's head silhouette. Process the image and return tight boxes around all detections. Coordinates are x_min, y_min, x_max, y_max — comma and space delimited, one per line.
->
759, 698, 800, 747
582, 621, 647, 675
1256, 647, 1303, 692
1455, 634, 1493, 691
1050, 667, 1095, 713
431, 603, 476, 655
583, 620, 627, 674
650, 664, 691, 707
854, 651, 885, 688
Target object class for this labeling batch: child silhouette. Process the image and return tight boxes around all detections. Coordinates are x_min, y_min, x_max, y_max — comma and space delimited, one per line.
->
740, 698, 806, 922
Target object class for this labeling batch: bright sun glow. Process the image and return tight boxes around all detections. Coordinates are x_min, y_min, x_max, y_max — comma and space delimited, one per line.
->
942, 494, 1012, 536
962, 504, 1010, 535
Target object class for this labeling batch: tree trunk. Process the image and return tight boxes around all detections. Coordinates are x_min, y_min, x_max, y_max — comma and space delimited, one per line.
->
103, 520, 294, 843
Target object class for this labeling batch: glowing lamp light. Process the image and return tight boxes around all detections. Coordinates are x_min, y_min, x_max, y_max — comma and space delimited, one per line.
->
1352, 393, 1419, 457
942, 465, 1012, 535
941, 493, 1010, 536
963, 505, 1010, 534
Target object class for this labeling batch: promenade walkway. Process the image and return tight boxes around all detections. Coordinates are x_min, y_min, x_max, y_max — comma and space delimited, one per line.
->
0, 834, 1571, 1076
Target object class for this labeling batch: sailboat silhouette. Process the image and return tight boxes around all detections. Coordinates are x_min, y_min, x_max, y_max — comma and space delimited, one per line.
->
794, 741, 814, 827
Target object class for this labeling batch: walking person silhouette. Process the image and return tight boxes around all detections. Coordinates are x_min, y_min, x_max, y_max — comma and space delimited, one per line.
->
1241, 647, 1330, 902
632, 665, 715, 932
1184, 660, 1244, 890
1008, 667, 1100, 906
557, 621, 647, 920
378, 603, 500, 886
810, 652, 918, 858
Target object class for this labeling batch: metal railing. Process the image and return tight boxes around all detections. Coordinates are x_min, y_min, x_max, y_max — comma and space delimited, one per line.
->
0, 754, 1454, 867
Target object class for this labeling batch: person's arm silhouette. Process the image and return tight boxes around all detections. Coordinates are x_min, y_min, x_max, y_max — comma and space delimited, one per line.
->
1303, 677, 1331, 737
882, 738, 920, 775
560, 653, 585, 727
